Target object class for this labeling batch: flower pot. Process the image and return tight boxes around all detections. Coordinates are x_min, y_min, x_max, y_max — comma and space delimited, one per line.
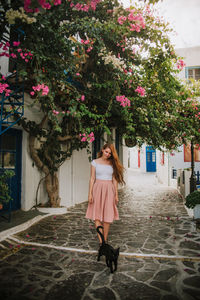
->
194, 204, 200, 219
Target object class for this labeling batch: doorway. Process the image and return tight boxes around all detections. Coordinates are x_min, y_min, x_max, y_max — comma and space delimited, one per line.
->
0, 128, 22, 210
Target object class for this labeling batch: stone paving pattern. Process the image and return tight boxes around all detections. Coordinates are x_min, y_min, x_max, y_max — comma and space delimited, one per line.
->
0, 173, 200, 300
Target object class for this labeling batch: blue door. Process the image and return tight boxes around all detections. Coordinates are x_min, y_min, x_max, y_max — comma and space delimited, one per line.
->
0, 128, 22, 210
146, 146, 156, 172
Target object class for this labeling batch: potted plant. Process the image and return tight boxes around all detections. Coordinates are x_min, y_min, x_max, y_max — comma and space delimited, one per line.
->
0, 170, 15, 209
185, 190, 200, 219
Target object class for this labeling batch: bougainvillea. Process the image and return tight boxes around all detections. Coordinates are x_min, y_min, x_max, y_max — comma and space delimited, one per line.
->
1, 0, 199, 206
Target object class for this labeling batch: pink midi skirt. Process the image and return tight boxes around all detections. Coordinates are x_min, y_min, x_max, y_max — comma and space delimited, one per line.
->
85, 179, 119, 223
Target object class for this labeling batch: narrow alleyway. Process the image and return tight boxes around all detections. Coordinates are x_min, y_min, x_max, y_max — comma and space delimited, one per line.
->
0, 169, 200, 300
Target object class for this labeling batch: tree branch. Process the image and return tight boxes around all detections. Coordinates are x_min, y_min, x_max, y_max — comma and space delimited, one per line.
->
57, 134, 80, 142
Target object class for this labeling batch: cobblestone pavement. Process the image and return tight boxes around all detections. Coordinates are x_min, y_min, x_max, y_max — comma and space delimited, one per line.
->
0, 170, 200, 300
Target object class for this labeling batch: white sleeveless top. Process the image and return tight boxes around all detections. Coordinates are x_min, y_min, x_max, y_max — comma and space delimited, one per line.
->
91, 160, 113, 180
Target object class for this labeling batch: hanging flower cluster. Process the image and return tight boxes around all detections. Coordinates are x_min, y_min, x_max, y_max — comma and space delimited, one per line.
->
24, 0, 62, 13
30, 84, 49, 96
6, 7, 37, 24
77, 94, 85, 101
98, 48, 126, 72
0, 83, 11, 97
177, 59, 186, 70
80, 132, 95, 143
116, 95, 131, 107
70, 0, 101, 12
0, 41, 33, 63
118, 9, 146, 32
81, 39, 94, 53
135, 86, 146, 96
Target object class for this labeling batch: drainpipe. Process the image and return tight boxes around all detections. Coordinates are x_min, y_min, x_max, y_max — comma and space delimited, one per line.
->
168, 152, 170, 186
190, 140, 197, 193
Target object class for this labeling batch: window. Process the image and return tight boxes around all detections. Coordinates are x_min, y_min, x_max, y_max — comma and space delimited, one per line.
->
186, 67, 200, 81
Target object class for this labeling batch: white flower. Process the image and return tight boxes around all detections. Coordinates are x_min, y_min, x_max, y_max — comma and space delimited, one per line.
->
98, 48, 126, 72
6, 7, 36, 24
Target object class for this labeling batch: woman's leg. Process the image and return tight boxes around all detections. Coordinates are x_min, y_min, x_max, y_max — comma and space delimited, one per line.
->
103, 222, 110, 243
95, 219, 103, 243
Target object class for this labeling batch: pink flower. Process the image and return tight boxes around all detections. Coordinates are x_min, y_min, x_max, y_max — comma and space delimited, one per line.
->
90, 137, 95, 142
13, 41, 20, 47
53, 110, 59, 115
25, 59, 29, 63
81, 137, 87, 142
177, 59, 186, 70
88, 132, 94, 137
86, 47, 93, 53
17, 48, 22, 52
76, 73, 80, 76
118, 16, 127, 25
30, 91, 35, 96
81, 95, 85, 101
135, 86, 145, 96
129, 24, 136, 31
10, 53, 17, 58
32, 83, 49, 96
116, 95, 130, 107
128, 12, 135, 21
54, 0, 62, 5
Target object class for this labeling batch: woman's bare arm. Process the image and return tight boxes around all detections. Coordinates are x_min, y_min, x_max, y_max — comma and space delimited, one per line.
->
88, 165, 96, 203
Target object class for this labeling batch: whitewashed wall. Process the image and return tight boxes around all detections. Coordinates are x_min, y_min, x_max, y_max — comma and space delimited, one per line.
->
156, 151, 169, 185
129, 147, 138, 169
59, 149, 90, 207
129, 145, 146, 172
21, 130, 48, 211
121, 140, 129, 184
169, 146, 200, 172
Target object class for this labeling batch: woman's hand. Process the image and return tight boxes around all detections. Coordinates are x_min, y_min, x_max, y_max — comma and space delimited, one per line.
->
88, 194, 93, 204
115, 195, 119, 205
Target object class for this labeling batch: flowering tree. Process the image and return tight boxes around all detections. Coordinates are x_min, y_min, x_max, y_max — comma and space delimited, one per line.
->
0, 0, 196, 206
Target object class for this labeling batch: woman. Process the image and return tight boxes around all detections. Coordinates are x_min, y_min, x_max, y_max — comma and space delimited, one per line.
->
85, 143, 125, 245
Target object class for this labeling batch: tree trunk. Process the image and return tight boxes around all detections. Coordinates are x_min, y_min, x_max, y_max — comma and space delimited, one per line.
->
45, 172, 61, 207
28, 115, 61, 207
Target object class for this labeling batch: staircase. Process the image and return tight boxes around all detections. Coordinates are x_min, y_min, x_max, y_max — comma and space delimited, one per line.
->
0, 71, 24, 135
0, 28, 25, 135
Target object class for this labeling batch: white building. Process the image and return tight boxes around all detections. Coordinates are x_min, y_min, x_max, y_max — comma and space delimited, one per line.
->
128, 46, 200, 187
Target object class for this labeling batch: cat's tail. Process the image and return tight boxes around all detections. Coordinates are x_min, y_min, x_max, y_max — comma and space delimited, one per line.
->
96, 225, 105, 245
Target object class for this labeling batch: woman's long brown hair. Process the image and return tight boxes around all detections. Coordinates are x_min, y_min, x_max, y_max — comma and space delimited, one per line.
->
98, 143, 125, 185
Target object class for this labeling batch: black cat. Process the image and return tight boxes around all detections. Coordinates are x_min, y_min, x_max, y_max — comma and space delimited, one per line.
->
96, 225, 120, 273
